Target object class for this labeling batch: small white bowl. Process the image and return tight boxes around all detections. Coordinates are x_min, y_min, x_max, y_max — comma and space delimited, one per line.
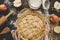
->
28, 0, 42, 9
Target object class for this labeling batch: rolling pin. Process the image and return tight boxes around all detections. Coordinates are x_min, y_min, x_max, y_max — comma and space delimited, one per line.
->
0, 10, 14, 26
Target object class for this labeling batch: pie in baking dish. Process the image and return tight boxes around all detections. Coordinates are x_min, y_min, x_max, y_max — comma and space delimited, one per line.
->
15, 8, 46, 40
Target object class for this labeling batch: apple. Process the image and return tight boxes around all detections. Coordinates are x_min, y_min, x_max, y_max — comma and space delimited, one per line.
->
0, 4, 7, 11
50, 14, 59, 23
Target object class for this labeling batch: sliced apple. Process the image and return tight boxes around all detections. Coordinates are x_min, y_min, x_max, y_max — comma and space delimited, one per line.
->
54, 26, 60, 33
13, 0, 22, 7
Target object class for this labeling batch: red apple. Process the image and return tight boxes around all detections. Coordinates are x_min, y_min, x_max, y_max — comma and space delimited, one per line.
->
50, 14, 59, 23
0, 4, 7, 11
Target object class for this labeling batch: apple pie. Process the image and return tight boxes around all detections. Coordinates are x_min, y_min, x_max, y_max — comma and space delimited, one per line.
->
15, 8, 46, 40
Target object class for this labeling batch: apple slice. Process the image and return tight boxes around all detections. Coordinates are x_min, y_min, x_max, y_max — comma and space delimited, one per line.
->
54, 26, 60, 33
13, 0, 22, 7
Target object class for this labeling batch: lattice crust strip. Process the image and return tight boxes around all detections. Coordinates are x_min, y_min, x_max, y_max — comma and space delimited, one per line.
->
15, 8, 46, 40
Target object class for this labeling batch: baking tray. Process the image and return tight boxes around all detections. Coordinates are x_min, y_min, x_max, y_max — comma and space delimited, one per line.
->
0, 0, 60, 40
